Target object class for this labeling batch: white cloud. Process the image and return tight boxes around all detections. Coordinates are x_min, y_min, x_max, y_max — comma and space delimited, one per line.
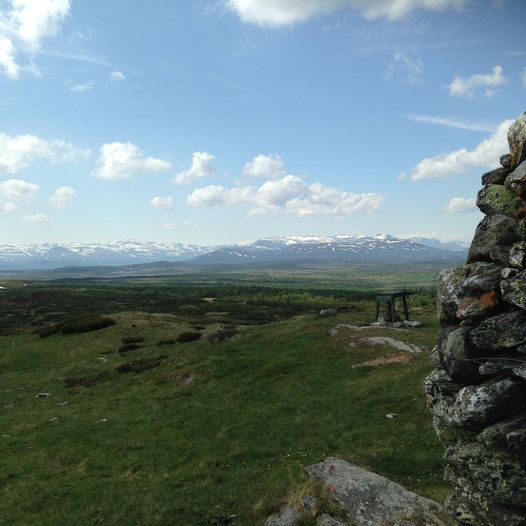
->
0, 132, 90, 174
447, 65, 508, 98
65, 80, 94, 92
93, 142, 172, 181
50, 185, 74, 208
0, 201, 18, 213
22, 213, 49, 223
386, 52, 422, 83
401, 119, 512, 181
174, 151, 216, 185
441, 197, 477, 213
161, 221, 195, 230
0, 178, 38, 201
243, 154, 287, 180
150, 196, 174, 210
406, 114, 496, 133
188, 174, 383, 217
0, 0, 71, 78
225, 0, 467, 27
109, 70, 125, 81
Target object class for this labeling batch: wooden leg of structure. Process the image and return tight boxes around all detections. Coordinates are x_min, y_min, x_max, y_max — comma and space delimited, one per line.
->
375, 302, 380, 321
403, 296, 409, 320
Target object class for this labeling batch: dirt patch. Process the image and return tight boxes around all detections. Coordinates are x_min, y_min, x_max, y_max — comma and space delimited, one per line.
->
352, 353, 415, 369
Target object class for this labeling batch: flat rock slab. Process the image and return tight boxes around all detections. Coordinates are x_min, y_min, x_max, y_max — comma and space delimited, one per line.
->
361, 337, 423, 354
306, 458, 449, 526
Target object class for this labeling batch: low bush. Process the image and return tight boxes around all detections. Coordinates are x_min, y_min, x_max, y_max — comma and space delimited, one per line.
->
59, 315, 116, 335
116, 356, 167, 374
207, 326, 236, 344
119, 343, 141, 353
156, 338, 176, 347
177, 332, 202, 343
121, 336, 145, 344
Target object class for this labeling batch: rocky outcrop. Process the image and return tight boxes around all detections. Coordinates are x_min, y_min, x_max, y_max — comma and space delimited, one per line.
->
266, 458, 454, 526
426, 112, 526, 525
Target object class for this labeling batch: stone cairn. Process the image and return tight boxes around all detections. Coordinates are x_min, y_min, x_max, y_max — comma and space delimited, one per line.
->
425, 112, 526, 526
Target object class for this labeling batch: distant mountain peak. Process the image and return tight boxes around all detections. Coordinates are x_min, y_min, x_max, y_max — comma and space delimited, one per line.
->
0, 234, 468, 270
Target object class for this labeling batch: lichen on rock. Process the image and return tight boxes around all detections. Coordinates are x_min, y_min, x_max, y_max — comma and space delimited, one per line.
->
427, 111, 526, 526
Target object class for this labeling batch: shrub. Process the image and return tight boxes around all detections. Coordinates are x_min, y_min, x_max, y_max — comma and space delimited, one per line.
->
177, 332, 202, 343
119, 343, 141, 353
121, 336, 145, 344
116, 356, 167, 374
156, 338, 176, 347
37, 327, 58, 339
59, 316, 116, 335
207, 327, 236, 344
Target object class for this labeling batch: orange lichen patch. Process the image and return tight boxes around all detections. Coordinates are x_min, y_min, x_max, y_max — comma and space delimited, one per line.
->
352, 353, 415, 368
457, 290, 499, 319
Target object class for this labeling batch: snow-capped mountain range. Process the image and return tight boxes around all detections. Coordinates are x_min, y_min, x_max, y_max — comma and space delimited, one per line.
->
0, 235, 469, 270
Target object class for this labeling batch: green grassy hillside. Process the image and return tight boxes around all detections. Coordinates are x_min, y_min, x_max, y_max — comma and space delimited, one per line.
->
0, 284, 445, 525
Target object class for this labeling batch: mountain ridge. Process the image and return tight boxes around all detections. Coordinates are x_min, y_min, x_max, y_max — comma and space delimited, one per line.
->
0, 235, 468, 270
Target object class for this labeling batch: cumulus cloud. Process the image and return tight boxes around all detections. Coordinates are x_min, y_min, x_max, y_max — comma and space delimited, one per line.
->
150, 196, 174, 210
401, 119, 512, 181
50, 185, 74, 208
188, 174, 383, 217
0, 0, 71, 78
174, 151, 216, 185
447, 65, 508, 98
0, 132, 90, 174
243, 154, 287, 180
225, 0, 467, 27
441, 197, 477, 213
0, 201, 18, 213
93, 142, 172, 181
0, 178, 39, 201
109, 70, 125, 81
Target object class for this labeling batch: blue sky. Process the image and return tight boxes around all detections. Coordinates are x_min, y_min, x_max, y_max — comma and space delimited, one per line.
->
0, 0, 525, 245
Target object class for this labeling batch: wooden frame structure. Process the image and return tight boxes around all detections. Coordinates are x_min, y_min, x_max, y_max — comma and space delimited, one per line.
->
375, 291, 414, 323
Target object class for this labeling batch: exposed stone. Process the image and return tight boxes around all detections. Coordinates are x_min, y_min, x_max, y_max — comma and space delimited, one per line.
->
431, 377, 526, 430
265, 506, 299, 526
502, 267, 519, 279
504, 160, 526, 197
509, 241, 526, 268
501, 270, 526, 309
439, 327, 481, 383
429, 113, 526, 526
461, 262, 502, 293
501, 154, 512, 169
468, 214, 518, 265
476, 184, 524, 218
482, 166, 509, 185
316, 515, 347, 526
445, 444, 526, 525
320, 308, 338, 316
305, 458, 449, 526
470, 310, 526, 350
401, 319, 422, 327
457, 290, 499, 319
437, 266, 468, 324
508, 111, 526, 169
360, 336, 423, 354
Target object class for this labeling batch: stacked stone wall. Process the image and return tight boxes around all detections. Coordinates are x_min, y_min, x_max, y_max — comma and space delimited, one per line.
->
425, 112, 526, 526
